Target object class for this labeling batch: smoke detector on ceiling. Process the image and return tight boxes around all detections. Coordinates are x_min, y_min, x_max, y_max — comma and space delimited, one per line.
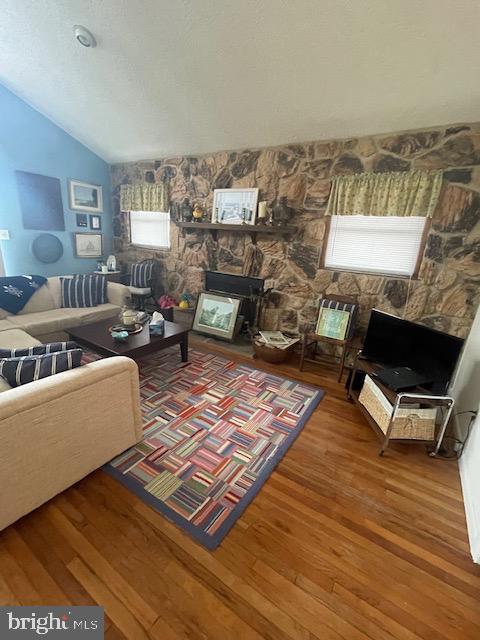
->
74, 25, 96, 48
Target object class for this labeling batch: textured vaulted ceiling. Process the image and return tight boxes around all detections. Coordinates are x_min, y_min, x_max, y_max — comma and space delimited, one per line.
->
1, 0, 479, 163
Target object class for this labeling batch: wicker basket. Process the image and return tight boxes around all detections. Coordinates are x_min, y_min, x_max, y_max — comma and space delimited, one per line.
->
359, 375, 436, 440
252, 339, 294, 364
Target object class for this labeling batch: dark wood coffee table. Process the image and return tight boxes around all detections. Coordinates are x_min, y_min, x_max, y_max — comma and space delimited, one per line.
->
67, 318, 189, 361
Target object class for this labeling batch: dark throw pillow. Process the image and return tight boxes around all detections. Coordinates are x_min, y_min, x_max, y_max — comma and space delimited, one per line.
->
0, 349, 83, 387
60, 276, 96, 308
131, 261, 154, 288
76, 273, 107, 305
0, 341, 79, 358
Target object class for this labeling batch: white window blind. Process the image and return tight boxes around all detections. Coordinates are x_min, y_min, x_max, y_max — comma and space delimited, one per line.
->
325, 215, 426, 277
130, 210, 170, 249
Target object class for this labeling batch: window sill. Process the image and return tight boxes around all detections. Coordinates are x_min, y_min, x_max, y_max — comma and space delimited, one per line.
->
321, 267, 419, 280
129, 244, 170, 251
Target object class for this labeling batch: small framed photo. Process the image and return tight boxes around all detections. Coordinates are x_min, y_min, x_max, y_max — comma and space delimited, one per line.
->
76, 213, 88, 228
315, 306, 351, 340
212, 188, 258, 225
193, 292, 241, 341
73, 232, 103, 259
89, 214, 102, 230
69, 179, 103, 212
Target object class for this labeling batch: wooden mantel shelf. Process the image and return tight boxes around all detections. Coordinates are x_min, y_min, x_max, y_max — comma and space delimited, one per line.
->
174, 221, 296, 243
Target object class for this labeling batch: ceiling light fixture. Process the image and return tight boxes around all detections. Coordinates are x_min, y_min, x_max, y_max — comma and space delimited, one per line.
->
74, 25, 97, 48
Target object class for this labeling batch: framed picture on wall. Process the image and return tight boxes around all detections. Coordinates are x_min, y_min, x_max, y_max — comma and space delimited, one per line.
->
73, 232, 103, 258
16, 171, 65, 231
76, 213, 88, 227
89, 214, 101, 230
212, 188, 258, 225
69, 179, 103, 212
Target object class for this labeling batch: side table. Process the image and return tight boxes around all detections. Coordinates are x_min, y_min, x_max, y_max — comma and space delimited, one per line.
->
93, 270, 121, 284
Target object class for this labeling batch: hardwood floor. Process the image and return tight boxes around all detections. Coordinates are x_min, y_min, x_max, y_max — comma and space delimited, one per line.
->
1, 343, 479, 640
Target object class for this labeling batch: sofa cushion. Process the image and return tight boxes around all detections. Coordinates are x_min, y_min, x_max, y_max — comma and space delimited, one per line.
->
0, 320, 17, 332
0, 349, 83, 388
73, 303, 121, 325
61, 276, 96, 308
6, 309, 87, 336
0, 329, 41, 350
0, 377, 12, 393
6, 305, 121, 337
18, 283, 56, 315
46, 277, 62, 308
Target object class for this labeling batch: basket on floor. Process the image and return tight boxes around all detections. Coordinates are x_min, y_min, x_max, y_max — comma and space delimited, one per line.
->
252, 339, 294, 364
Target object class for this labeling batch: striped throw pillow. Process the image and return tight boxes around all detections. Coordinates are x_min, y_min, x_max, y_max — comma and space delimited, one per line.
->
131, 261, 154, 288
76, 274, 107, 304
0, 341, 78, 358
60, 276, 97, 308
0, 349, 83, 387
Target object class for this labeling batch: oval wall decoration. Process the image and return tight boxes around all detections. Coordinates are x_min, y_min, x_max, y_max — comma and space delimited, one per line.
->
31, 233, 64, 263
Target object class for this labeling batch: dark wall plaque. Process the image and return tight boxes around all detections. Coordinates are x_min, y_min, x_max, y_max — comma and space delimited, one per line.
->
16, 170, 65, 231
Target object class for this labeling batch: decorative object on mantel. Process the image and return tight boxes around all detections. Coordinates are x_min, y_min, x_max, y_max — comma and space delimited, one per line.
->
180, 198, 193, 222
326, 169, 443, 218
69, 179, 103, 213
257, 200, 268, 224
212, 188, 259, 225
271, 196, 294, 226
192, 203, 204, 222
120, 183, 168, 212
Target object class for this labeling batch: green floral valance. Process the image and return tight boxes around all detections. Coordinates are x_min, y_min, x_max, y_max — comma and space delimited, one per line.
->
120, 183, 169, 212
326, 170, 443, 217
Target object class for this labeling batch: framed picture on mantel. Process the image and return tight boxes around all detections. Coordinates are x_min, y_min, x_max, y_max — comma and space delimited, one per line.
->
212, 188, 258, 225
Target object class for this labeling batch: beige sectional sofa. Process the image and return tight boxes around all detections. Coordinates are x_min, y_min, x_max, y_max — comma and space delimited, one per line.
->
0, 276, 143, 530
0, 276, 129, 343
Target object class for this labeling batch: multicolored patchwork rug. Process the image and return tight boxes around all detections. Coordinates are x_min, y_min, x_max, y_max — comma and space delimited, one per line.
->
95, 348, 324, 549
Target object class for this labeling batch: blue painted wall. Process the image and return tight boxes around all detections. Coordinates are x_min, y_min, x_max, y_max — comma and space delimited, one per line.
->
0, 84, 112, 276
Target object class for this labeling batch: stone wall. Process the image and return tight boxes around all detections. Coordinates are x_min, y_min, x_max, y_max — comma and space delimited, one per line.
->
111, 123, 480, 339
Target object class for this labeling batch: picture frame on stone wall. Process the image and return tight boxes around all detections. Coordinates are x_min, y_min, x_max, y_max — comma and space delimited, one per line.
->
212, 188, 259, 225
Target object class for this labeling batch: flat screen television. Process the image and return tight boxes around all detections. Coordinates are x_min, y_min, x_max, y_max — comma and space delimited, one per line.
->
361, 310, 464, 393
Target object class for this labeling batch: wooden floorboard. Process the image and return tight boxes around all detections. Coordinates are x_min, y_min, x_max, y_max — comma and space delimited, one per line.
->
1, 344, 479, 640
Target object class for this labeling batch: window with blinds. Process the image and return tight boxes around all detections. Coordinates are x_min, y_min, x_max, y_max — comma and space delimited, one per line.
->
324, 215, 427, 277
129, 211, 170, 249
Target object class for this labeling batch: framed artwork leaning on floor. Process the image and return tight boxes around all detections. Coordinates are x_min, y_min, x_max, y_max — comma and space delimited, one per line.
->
193, 292, 241, 341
